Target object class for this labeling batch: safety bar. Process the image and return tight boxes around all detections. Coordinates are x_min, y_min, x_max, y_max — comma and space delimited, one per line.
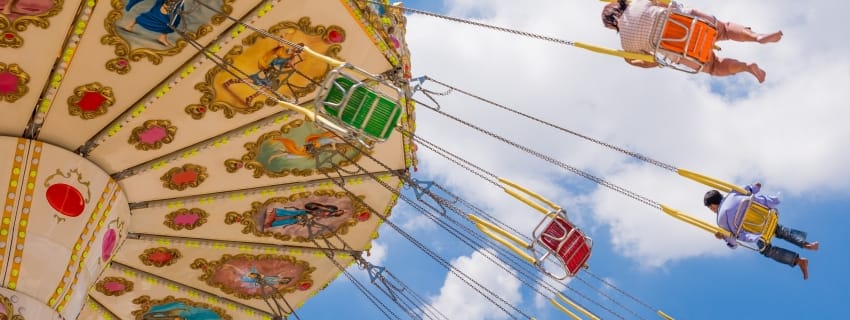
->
657, 310, 675, 320
498, 177, 560, 215
677, 168, 749, 195
552, 293, 601, 320
467, 214, 534, 263
599, 0, 672, 6
572, 41, 656, 63
660, 205, 730, 237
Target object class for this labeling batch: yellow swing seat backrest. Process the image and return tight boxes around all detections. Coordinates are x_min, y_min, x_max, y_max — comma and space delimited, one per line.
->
733, 199, 779, 245
655, 11, 718, 71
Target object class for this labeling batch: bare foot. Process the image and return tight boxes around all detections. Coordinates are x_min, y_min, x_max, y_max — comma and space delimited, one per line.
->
757, 31, 783, 44
157, 34, 171, 47
121, 23, 135, 32
797, 257, 809, 280
804, 241, 819, 251
747, 63, 766, 83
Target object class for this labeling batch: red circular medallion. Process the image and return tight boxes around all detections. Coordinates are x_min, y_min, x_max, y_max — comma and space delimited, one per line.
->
46, 183, 85, 217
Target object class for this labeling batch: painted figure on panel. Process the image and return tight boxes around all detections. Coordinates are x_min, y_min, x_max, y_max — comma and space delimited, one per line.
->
141, 301, 221, 319
192, 254, 314, 299
222, 44, 304, 105
259, 130, 338, 164
187, 18, 346, 119
225, 120, 362, 178
133, 296, 231, 320
253, 192, 360, 241
0, 0, 53, 19
121, 0, 184, 47
102, 0, 231, 72
262, 201, 345, 229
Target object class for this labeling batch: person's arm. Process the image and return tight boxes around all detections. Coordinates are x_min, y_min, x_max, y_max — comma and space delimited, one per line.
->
715, 208, 739, 249
745, 182, 762, 194
747, 182, 781, 208
624, 58, 660, 68
739, 232, 761, 244
715, 232, 738, 249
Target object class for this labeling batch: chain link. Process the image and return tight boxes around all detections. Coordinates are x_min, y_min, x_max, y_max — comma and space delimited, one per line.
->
421, 76, 679, 173
415, 98, 662, 210
316, 240, 402, 320
362, 0, 576, 47
326, 130, 634, 320
582, 270, 663, 316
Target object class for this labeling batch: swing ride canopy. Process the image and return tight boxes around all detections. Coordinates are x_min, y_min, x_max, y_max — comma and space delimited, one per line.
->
0, 0, 415, 318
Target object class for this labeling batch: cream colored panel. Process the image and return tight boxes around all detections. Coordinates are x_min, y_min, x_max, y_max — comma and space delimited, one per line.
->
37, 0, 265, 150
109, 236, 353, 316
0, 287, 64, 320
87, 0, 395, 173
0, 137, 28, 285
89, 263, 270, 320
284, 0, 393, 73
0, 0, 84, 136
118, 113, 407, 203
77, 298, 120, 320
60, 190, 131, 319
6, 140, 133, 318
130, 175, 400, 251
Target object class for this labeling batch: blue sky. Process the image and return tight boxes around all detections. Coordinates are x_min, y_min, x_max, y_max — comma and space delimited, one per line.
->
299, 0, 850, 319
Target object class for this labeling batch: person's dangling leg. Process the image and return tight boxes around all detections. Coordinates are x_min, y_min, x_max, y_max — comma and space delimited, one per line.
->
775, 225, 819, 250
759, 240, 808, 280
688, 9, 782, 43
702, 55, 765, 83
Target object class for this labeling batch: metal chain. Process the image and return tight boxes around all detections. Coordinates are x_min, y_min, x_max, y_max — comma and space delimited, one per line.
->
331, 163, 530, 320
325, 132, 629, 320
431, 183, 532, 243
573, 276, 647, 320
194, 0, 302, 49
582, 270, 662, 316
361, 0, 576, 47
327, 232, 445, 320
406, 132, 502, 188
392, 131, 535, 241
325, 173, 525, 320
414, 98, 663, 211
316, 241, 402, 320
383, 270, 452, 320
421, 76, 679, 173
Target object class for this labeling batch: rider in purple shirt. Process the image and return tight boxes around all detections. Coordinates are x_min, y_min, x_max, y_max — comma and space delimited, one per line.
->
704, 182, 819, 280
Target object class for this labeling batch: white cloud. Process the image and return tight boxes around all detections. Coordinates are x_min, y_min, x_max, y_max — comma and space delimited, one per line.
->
405, 0, 850, 269
368, 241, 389, 266
428, 249, 523, 320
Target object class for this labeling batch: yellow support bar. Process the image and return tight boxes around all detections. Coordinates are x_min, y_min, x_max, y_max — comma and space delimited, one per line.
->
556, 293, 601, 320
277, 101, 350, 135
660, 205, 730, 237
677, 168, 749, 195
498, 177, 560, 214
657, 310, 675, 320
572, 41, 656, 62
598, 0, 671, 6
468, 214, 534, 263
300, 46, 344, 67
549, 298, 582, 320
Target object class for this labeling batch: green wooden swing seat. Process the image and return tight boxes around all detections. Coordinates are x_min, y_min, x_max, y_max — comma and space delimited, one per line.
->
318, 73, 402, 142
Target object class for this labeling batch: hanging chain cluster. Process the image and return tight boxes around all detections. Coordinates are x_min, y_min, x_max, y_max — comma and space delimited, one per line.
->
413, 98, 663, 210
419, 76, 679, 172
321, 130, 640, 320
361, 0, 576, 47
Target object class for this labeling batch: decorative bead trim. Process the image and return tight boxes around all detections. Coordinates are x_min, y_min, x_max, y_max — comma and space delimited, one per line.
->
56, 186, 118, 311
0, 138, 27, 279
48, 182, 115, 308
7, 140, 41, 290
